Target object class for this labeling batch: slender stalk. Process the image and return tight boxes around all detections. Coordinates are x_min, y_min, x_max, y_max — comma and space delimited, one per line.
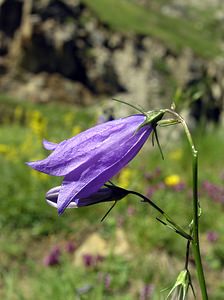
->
165, 109, 208, 299
185, 235, 191, 271
191, 152, 208, 300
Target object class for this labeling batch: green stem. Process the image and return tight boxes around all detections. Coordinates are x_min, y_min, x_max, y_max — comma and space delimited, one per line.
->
191, 152, 208, 300
165, 109, 208, 300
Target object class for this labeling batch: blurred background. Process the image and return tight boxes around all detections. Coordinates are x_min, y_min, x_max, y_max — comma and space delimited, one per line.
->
0, 0, 224, 299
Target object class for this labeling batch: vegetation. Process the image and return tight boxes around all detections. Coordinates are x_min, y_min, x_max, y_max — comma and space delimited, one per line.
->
0, 96, 224, 299
83, 0, 222, 58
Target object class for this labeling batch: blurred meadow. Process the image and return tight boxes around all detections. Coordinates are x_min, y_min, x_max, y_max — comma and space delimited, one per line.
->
1, 96, 224, 299
1, 0, 224, 299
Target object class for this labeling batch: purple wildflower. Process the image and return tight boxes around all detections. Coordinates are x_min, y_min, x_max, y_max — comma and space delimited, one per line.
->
144, 167, 162, 182
206, 231, 219, 243
83, 254, 94, 267
117, 215, 125, 227
43, 246, 61, 266
202, 180, 224, 203
27, 115, 153, 214
65, 241, 76, 254
171, 182, 186, 192
139, 284, 154, 300
98, 272, 112, 291
82, 254, 104, 268
127, 205, 136, 216
146, 186, 157, 198
45, 185, 130, 208
104, 273, 111, 290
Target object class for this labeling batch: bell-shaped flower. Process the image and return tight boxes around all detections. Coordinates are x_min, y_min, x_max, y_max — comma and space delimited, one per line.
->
46, 185, 130, 208
27, 114, 158, 214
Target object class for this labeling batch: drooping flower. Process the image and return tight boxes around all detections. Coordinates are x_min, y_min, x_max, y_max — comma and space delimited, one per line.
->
45, 185, 130, 208
27, 113, 163, 214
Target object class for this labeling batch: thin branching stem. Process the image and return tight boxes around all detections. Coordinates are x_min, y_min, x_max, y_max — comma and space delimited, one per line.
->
128, 190, 191, 240
165, 108, 208, 300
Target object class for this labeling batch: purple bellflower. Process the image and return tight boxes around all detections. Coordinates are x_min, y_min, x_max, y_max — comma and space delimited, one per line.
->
45, 185, 130, 208
27, 113, 163, 214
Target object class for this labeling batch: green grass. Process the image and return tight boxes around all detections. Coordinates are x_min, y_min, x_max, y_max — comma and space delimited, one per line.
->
83, 0, 222, 58
0, 97, 224, 298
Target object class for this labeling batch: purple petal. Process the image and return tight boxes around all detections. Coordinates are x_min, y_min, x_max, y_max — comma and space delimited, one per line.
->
42, 139, 58, 151
57, 126, 151, 213
27, 115, 147, 176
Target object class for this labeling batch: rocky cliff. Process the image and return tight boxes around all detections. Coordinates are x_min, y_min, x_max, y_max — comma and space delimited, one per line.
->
0, 0, 223, 122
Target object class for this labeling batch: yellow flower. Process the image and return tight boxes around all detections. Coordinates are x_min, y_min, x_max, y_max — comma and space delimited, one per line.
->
0, 144, 18, 161
14, 106, 23, 123
164, 174, 181, 187
0, 144, 9, 154
168, 149, 183, 161
118, 168, 132, 189
63, 112, 74, 127
27, 110, 47, 139
6, 148, 18, 161
20, 135, 35, 156
30, 169, 49, 181
71, 125, 82, 136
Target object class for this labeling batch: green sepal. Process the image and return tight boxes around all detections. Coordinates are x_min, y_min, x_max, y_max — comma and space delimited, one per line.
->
157, 118, 181, 127
138, 109, 165, 130
166, 269, 191, 300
